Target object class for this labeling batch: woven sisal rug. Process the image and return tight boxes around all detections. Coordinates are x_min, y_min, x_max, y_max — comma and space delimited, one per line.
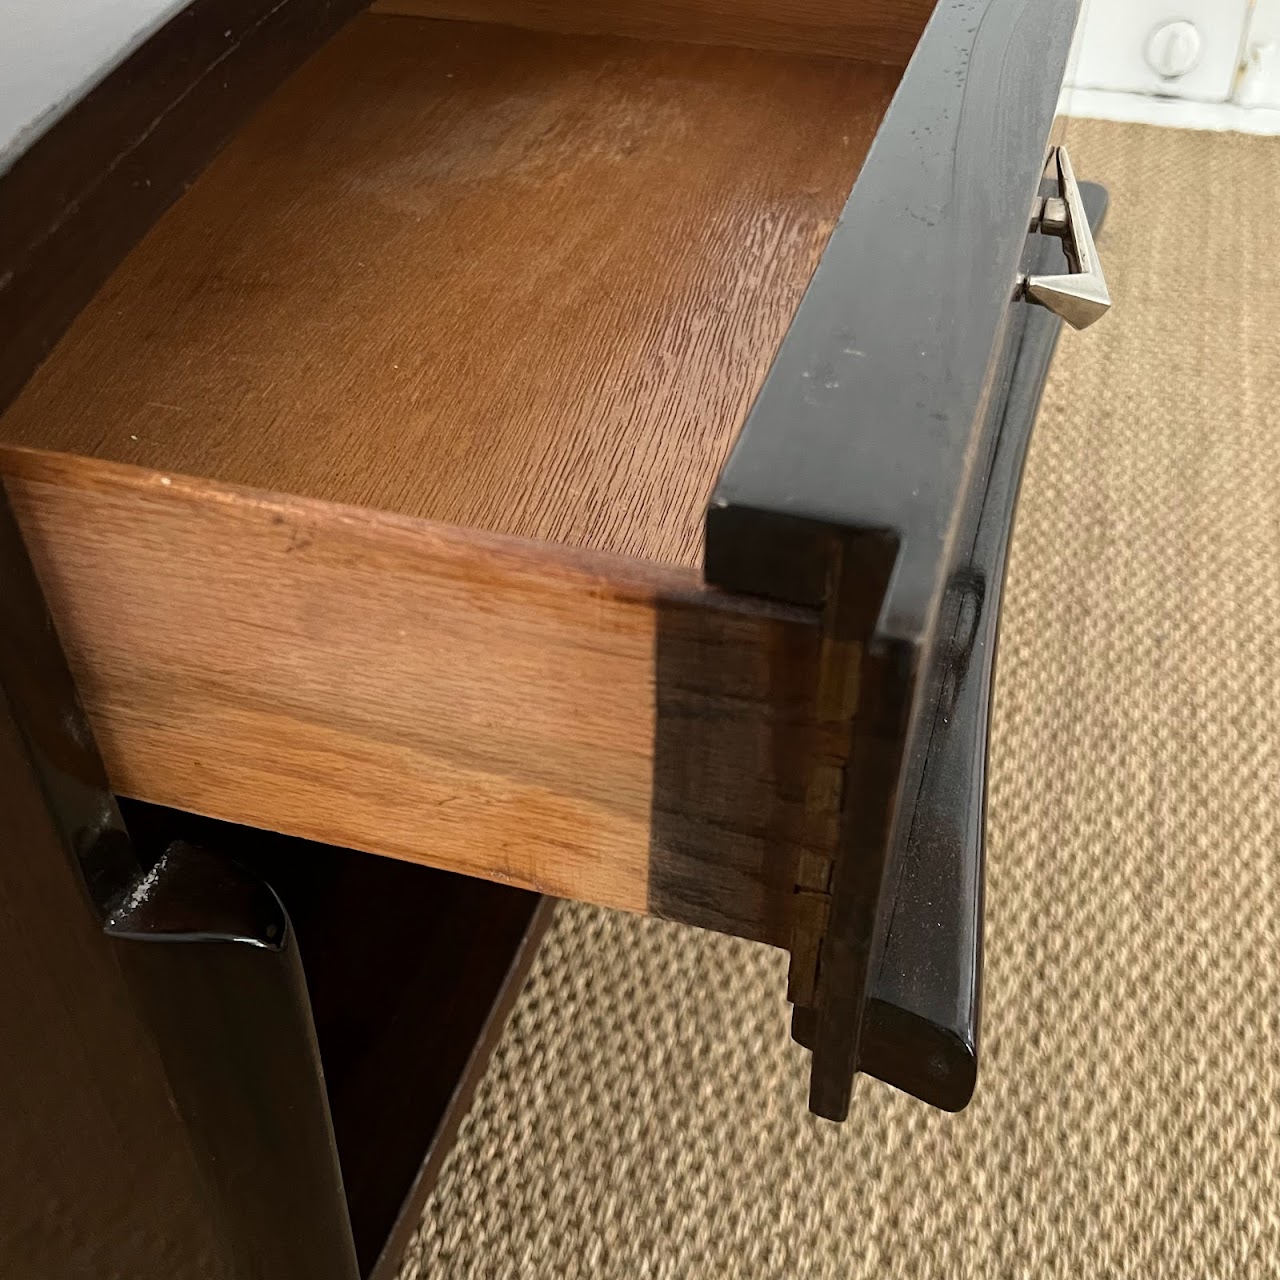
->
398, 119, 1280, 1279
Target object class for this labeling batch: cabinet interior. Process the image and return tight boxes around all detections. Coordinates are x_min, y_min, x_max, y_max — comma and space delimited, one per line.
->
119, 797, 550, 1279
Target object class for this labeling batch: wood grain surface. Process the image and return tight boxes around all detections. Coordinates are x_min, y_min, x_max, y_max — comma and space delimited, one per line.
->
371, 0, 935, 66
4, 449, 830, 941
0, 14, 898, 568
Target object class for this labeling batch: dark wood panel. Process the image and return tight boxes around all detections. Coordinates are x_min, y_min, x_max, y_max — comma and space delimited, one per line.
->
105, 843, 362, 1280
120, 801, 554, 1280
373, 0, 935, 66
1, 15, 898, 568
705, 0, 1084, 1119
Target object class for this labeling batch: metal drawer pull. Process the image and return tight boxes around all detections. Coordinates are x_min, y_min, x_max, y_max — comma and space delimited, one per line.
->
1019, 146, 1111, 330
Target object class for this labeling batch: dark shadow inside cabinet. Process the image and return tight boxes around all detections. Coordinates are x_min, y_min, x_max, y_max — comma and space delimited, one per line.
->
119, 798, 552, 1279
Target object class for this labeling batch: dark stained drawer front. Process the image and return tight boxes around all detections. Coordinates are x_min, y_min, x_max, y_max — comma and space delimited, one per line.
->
706, 0, 1107, 1117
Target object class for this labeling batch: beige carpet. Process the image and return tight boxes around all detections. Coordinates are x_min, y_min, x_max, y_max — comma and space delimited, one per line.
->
398, 120, 1280, 1278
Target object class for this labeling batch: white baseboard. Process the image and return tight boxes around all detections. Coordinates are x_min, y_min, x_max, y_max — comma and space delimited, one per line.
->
1062, 87, 1280, 136
1063, 0, 1280, 133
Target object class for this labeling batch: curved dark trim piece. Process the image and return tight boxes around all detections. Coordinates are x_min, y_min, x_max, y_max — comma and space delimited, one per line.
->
105, 842, 360, 1279
106, 840, 289, 948
862, 998, 977, 1112
863, 181, 1109, 1115
707, 0, 1088, 1118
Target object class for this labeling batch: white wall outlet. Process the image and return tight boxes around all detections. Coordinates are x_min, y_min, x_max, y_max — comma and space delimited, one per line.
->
1067, 0, 1251, 102
1238, 0, 1280, 108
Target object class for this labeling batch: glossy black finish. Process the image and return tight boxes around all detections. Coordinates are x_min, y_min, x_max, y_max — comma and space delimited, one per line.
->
706, 0, 1085, 1118
119, 800, 555, 1280
107, 839, 289, 945
107, 843, 360, 1280
861, 183, 1110, 1110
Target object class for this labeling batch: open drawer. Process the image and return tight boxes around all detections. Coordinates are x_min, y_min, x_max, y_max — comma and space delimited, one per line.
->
0, 0, 1099, 1119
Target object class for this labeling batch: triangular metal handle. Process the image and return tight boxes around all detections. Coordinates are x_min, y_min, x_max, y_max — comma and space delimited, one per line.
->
1019, 146, 1111, 330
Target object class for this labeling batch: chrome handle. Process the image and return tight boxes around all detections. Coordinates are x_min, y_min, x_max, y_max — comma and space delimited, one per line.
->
1018, 146, 1111, 330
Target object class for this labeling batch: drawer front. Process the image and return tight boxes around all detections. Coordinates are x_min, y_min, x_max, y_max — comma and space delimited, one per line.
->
706, 0, 1094, 1118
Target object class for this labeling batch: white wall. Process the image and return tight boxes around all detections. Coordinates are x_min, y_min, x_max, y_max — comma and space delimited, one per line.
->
0, 0, 188, 172
1065, 0, 1280, 132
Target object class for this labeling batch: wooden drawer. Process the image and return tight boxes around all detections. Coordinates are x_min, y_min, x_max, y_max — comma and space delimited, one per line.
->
0, 0, 1094, 1119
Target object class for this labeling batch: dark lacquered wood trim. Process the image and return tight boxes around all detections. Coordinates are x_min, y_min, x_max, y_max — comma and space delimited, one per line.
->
861, 183, 1109, 1111
706, 0, 1085, 1118
106, 844, 361, 1279
118, 798, 556, 1280
0, 0, 370, 415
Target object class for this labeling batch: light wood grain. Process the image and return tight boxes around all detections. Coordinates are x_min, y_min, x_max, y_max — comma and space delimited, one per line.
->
4, 448, 833, 942
0, 15, 898, 568
372, 0, 935, 66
